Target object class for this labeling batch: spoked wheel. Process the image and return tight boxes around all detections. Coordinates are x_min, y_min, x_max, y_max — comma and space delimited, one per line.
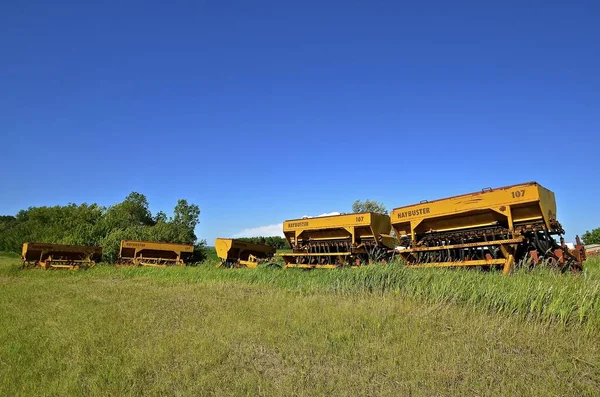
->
365, 245, 390, 264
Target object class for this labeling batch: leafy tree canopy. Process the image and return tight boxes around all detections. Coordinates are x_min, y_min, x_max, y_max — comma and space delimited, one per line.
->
352, 199, 387, 214
0, 193, 205, 262
236, 236, 289, 249
582, 228, 600, 245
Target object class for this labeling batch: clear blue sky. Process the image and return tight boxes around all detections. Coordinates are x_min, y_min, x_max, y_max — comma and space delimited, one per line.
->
1, 1, 599, 243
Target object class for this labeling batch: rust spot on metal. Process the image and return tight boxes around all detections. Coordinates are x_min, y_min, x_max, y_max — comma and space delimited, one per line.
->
529, 250, 540, 265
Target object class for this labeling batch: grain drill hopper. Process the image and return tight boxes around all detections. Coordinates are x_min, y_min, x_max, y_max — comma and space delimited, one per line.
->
281, 212, 397, 269
117, 240, 194, 267
391, 182, 586, 273
21, 242, 102, 270
215, 238, 276, 268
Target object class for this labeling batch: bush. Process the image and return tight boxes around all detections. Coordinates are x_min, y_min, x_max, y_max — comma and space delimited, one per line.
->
0, 193, 204, 263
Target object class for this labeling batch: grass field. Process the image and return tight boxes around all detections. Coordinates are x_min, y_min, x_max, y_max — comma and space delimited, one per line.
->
1, 254, 599, 396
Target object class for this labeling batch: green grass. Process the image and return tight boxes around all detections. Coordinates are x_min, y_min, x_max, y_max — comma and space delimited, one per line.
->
1, 254, 599, 396
0, 251, 20, 258
12, 256, 597, 329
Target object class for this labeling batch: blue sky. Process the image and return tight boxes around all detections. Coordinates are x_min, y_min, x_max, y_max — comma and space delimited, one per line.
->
1, 1, 599, 243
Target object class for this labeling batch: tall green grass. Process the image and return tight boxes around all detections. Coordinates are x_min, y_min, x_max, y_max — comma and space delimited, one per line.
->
193, 257, 600, 330
4, 255, 597, 331
2, 269, 598, 396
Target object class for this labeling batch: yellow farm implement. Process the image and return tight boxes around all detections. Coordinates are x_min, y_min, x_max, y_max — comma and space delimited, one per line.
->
391, 182, 586, 273
215, 238, 276, 268
21, 242, 102, 270
280, 212, 397, 269
117, 240, 194, 267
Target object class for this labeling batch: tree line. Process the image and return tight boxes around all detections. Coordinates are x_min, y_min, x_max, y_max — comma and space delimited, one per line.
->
236, 236, 289, 249
583, 228, 600, 245
0, 192, 206, 262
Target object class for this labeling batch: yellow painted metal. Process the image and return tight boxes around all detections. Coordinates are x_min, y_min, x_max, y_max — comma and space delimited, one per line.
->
391, 182, 559, 238
404, 259, 508, 268
117, 240, 194, 267
214, 238, 275, 268
283, 212, 395, 248
284, 263, 340, 269
281, 212, 397, 268
21, 242, 102, 270
390, 181, 570, 271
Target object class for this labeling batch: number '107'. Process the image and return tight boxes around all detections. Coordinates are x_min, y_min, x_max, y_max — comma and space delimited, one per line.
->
511, 190, 526, 198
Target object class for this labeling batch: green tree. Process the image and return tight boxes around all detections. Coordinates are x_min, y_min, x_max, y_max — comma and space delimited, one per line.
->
0, 215, 22, 252
190, 241, 208, 263
0, 193, 206, 263
0, 215, 16, 227
171, 199, 201, 243
582, 228, 600, 245
237, 236, 288, 249
352, 199, 387, 214
98, 192, 154, 235
3, 204, 104, 250
154, 211, 168, 223
172, 200, 200, 231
